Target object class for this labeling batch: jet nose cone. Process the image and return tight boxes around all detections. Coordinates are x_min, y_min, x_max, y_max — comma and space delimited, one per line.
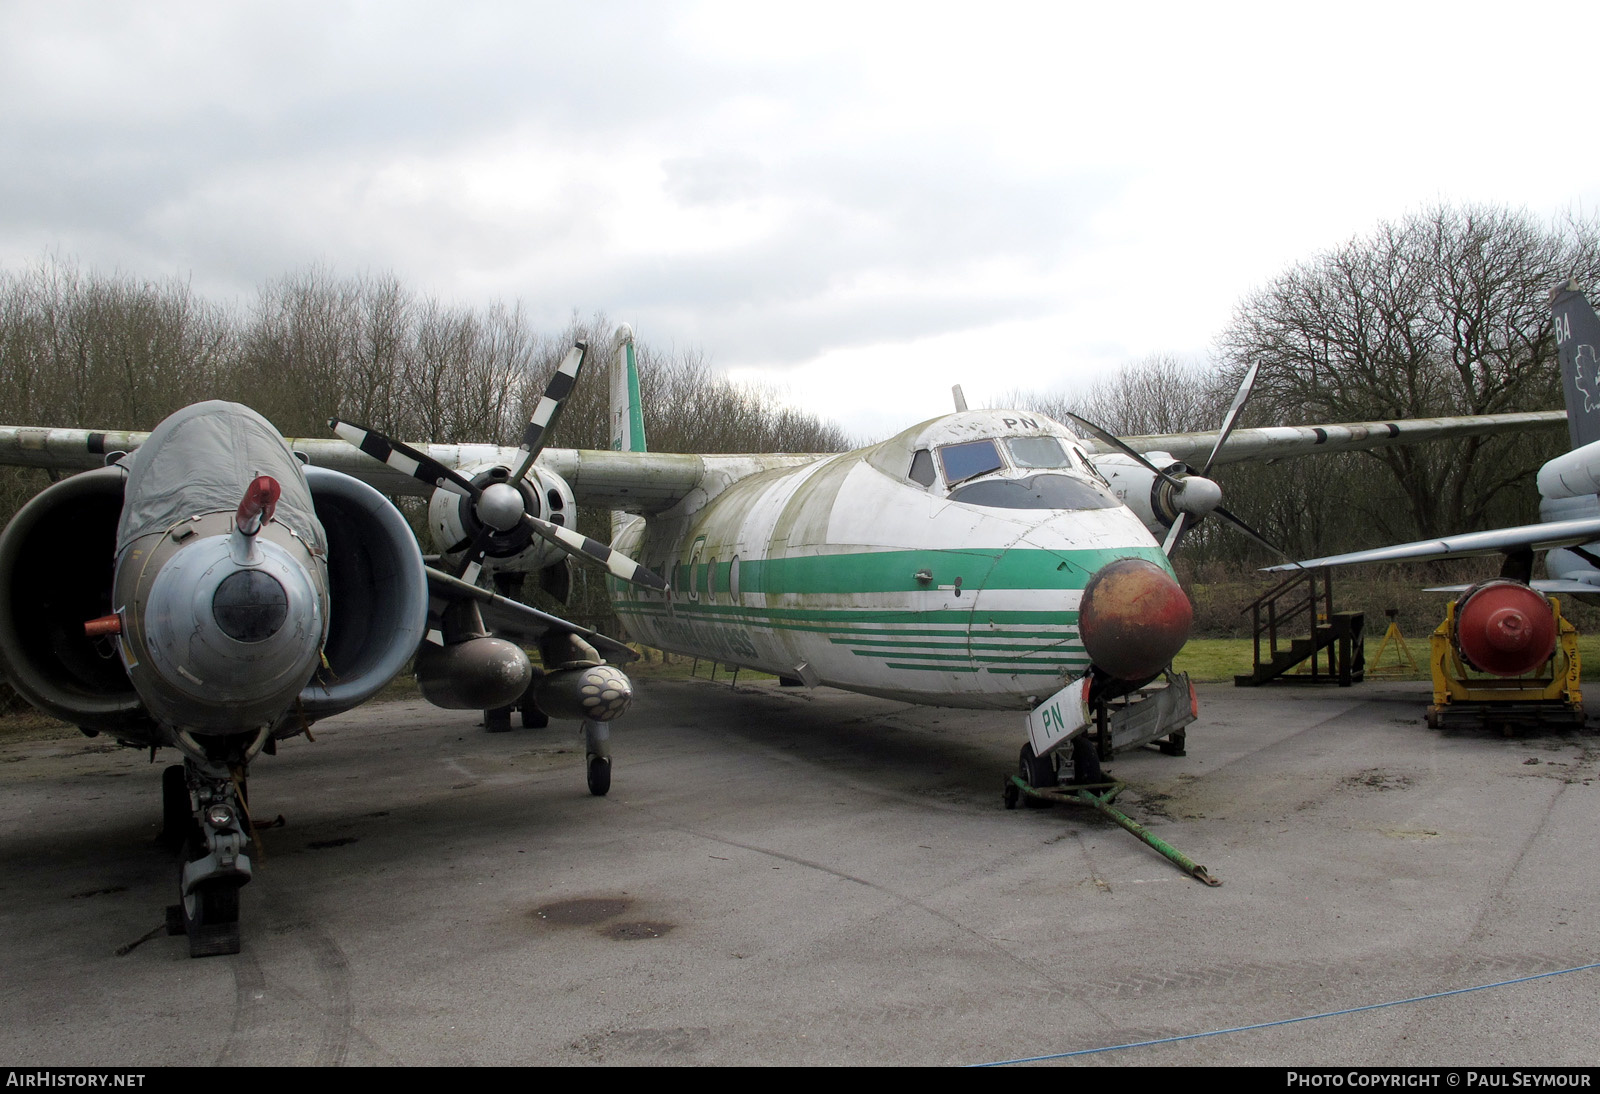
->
1078, 558, 1192, 682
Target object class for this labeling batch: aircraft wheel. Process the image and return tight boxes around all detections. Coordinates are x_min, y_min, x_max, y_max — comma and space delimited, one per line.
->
521, 707, 548, 729
178, 841, 242, 958
1018, 744, 1056, 808
586, 754, 611, 797
1069, 734, 1103, 785
485, 706, 513, 733
159, 765, 189, 850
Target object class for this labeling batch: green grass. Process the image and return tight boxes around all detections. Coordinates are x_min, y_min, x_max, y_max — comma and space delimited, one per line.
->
1174, 634, 1600, 684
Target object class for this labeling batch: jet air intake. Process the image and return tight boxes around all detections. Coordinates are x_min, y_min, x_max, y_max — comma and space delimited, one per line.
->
1077, 558, 1193, 683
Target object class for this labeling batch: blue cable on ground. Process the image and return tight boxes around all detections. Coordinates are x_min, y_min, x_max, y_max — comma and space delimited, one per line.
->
973, 960, 1600, 1067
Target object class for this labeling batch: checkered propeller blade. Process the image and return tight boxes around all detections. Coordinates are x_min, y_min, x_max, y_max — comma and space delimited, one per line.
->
521, 514, 669, 592
510, 341, 586, 485
329, 419, 479, 500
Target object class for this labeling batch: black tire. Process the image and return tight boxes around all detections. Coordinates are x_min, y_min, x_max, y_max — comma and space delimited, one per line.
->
586, 755, 611, 797
1069, 734, 1103, 785
485, 706, 513, 733
179, 838, 242, 957
1018, 744, 1056, 808
521, 706, 549, 729
1018, 743, 1058, 788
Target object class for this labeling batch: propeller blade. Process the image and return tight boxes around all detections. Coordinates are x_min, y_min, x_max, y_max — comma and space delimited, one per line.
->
521, 514, 670, 592
1199, 361, 1259, 479
329, 419, 478, 499
1162, 513, 1188, 556
510, 341, 587, 484
1065, 412, 1187, 489
1212, 505, 1290, 560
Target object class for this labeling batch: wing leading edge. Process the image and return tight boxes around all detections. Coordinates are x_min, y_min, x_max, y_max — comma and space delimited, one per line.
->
1106, 411, 1564, 465
1262, 517, 1600, 572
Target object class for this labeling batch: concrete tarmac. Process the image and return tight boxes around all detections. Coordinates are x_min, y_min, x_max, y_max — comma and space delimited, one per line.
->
1, 676, 1596, 1067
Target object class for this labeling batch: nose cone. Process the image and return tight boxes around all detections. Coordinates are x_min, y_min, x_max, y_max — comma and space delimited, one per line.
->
1455, 581, 1556, 677
1078, 558, 1193, 682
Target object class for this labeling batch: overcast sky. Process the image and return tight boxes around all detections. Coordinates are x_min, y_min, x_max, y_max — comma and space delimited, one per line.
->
3, 1, 1598, 441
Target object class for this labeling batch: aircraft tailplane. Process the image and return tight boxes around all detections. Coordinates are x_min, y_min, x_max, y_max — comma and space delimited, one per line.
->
1553, 280, 1600, 450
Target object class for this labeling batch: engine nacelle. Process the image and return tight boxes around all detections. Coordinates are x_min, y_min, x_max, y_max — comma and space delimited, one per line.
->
1535, 438, 1600, 501
1452, 581, 1558, 678
0, 466, 150, 737
300, 467, 430, 719
428, 462, 576, 577
1091, 451, 1187, 538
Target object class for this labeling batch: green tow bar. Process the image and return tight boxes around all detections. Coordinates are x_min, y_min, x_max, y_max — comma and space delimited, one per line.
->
1004, 777, 1221, 887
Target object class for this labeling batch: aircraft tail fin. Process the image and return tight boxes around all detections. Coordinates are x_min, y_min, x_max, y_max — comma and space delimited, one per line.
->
609, 324, 647, 454
1553, 281, 1600, 450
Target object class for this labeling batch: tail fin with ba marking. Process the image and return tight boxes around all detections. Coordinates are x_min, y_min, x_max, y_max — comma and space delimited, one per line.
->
1552, 280, 1600, 450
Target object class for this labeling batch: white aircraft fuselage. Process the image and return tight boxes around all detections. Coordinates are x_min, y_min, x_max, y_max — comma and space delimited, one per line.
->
610, 409, 1190, 710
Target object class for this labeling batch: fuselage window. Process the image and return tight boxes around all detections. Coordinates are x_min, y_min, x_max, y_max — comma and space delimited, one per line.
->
730, 556, 741, 600
909, 448, 936, 487
938, 439, 1004, 486
1006, 436, 1071, 469
947, 473, 1121, 511
706, 556, 718, 603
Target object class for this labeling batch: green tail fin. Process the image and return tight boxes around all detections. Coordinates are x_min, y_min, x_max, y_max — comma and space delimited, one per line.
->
609, 325, 647, 454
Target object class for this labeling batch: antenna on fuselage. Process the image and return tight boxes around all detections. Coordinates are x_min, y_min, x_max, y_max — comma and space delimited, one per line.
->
951, 385, 968, 412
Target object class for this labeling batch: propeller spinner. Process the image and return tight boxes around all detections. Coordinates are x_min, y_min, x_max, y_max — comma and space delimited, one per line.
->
1067, 361, 1283, 558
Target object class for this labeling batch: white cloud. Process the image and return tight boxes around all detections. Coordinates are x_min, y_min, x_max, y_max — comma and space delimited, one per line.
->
2, 0, 1599, 441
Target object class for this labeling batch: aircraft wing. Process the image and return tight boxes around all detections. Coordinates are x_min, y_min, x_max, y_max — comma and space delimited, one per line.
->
1262, 517, 1600, 572
424, 566, 637, 663
1107, 410, 1565, 465
0, 428, 814, 515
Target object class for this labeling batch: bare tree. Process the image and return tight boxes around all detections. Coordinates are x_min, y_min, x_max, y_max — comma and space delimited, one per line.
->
1218, 205, 1593, 541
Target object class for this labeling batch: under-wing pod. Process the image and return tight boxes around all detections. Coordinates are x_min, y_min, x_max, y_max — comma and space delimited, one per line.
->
1452, 580, 1557, 678
414, 636, 533, 710
529, 663, 634, 723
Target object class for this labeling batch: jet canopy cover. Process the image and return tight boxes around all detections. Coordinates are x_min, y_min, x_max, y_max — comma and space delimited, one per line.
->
115, 401, 327, 555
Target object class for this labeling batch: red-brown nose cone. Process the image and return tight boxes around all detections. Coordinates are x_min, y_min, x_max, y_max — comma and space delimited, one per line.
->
1078, 558, 1193, 682
1455, 581, 1556, 677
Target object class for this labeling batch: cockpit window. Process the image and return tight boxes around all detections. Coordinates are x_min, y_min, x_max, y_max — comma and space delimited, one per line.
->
1005, 436, 1071, 469
938, 439, 1005, 486
948, 473, 1120, 511
909, 448, 936, 487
